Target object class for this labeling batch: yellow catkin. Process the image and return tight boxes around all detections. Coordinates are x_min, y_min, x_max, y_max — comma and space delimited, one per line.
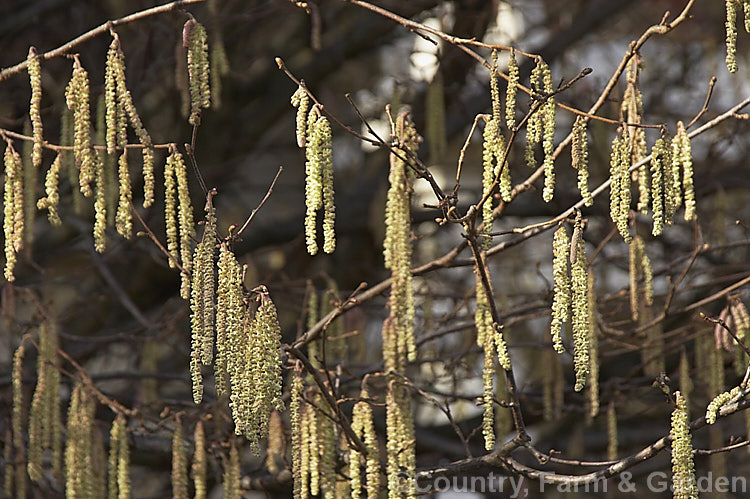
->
223, 441, 241, 499
290, 371, 304, 499
142, 147, 155, 208
4, 142, 23, 281
572, 116, 592, 206
111, 36, 153, 154
385, 380, 415, 499
482, 336, 496, 450
184, 19, 211, 126
94, 153, 107, 252
383, 114, 418, 369
210, 33, 229, 109
525, 58, 543, 170
587, 270, 600, 419
28, 320, 59, 482
105, 38, 124, 155
215, 243, 242, 398
164, 150, 179, 267
674, 121, 695, 221
108, 414, 122, 499
22, 120, 37, 249
351, 388, 379, 499
192, 421, 207, 499
571, 237, 590, 392
65, 383, 96, 499
37, 153, 62, 225
303, 109, 336, 255
172, 419, 188, 499
726, 0, 739, 73
11, 344, 25, 471
65, 57, 95, 197
540, 60, 556, 202
319, 116, 336, 254
607, 402, 618, 460
706, 386, 742, 424
609, 132, 632, 242
506, 48, 518, 131
291, 85, 310, 148
317, 393, 336, 499
27, 47, 43, 169
550, 225, 570, 353
671, 392, 698, 499
649, 136, 667, 236
115, 149, 132, 239
171, 149, 195, 299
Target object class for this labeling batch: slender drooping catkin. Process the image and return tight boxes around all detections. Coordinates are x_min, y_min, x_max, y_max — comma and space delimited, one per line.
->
525, 59, 543, 170
192, 421, 207, 499
550, 225, 570, 353
385, 380, 415, 499
27, 47, 43, 170
215, 243, 242, 398
628, 236, 654, 321
184, 19, 211, 126
506, 48, 518, 131
607, 402, 618, 460
650, 136, 668, 236
671, 392, 698, 499
290, 371, 304, 499
572, 116, 592, 206
65, 383, 97, 499
726, 0, 739, 73
586, 270, 600, 418
609, 132, 632, 242
172, 419, 188, 499
540, 61, 556, 202
210, 32, 229, 109
571, 237, 591, 392
223, 441, 241, 499
482, 335, 497, 450
38, 154, 62, 226
291, 85, 310, 148
65, 57, 95, 197
673, 122, 695, 221
4, 143, 23, 281
383, 114, 418, 370
166, 148, 195, 300
350, 388, 380, 499
115, 149, 132, 239
302, 107, 336, 255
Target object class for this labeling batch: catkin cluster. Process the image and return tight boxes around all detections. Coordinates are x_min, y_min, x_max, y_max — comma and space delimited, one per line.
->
475, 265, 511, 369
4, 143, 24, 281
571, 116, 592, 207
350, 388, 380, 499
37, 154, 62, 226
164, 147, 195, 299
621, 58, 649, 214
671, 392, 698, 499
107, 414, 131, 499
705, 385, 742, 424
105, 35, 155, 207
608, 131, 632, 242
27, 47, 43, 170
64, 383, 98, 498
27, 321, 62, 483
549, 221, 594, 391
295, 100, 336, 256
649, 123, 694, 235
628, 236, 654, 321
672, 122, 695, 221
383, 114, 418, 371
65, 57, 95, 197
386, 380, 415, 499
481, 117, 507, 248
184, 19, 211, 126
526, 58, 556, 201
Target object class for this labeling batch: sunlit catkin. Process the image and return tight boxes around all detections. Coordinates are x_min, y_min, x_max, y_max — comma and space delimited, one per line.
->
37, 153, 62, 226
671, 392, 698, 499
673, 121, 695, 221
192, 421, 207, 499
105, 38, 123, 155
115, 149, 132, 239
506, 48, 518, 131
525, 59, 543, 170
609, 132, 632, 242
172, 148, 195, 299
215, 243, 242, 398
4, 143, 23, 281
706, 385, 742, 424
351, 388, 379, 499
726, 0, 739, 73
540, 60, 556, 202
164, 149, 179, 267
571, 237, 590, 392
482, 336, 497, 450
572, 116, 592, 206
65, 57, 95, 197
550, 225, 570, 354
291, 85, 310, 148
319, 117, 336, 254
172, 419, 188, 499
184, 19, 211, 126
383, 115, 418, 370
385, 380, 415, 499
27, 47, 43, 170
650, 136, 667, 236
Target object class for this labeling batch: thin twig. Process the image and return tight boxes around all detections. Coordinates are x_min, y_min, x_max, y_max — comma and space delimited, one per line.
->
236, 165, 283, 238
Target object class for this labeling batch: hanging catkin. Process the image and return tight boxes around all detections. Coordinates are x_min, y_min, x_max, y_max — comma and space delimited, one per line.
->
302, 106, 336, 255
192, 421, 207, 499
115, 149, 132, 239
27, 47, 43, 170
670, 392, 698, 498
571, 116, 592, 207
65, 57, 95, 197
726, 0, 739, 73
609, 132, 632, 242
649, 136, 668, 236
171, 419, 188, 499
550, 225, 570, 353
571, 235, 591, 392
505, 48, 518, 131
4, 142, 23, 281
184, 19, 211, 126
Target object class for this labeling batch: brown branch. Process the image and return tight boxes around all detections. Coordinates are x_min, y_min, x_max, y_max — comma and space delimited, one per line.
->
0, 0, 205, 83
236, 165, 284, 238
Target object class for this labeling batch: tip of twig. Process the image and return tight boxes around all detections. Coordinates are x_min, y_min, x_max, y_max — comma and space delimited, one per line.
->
275, 57, 284, 69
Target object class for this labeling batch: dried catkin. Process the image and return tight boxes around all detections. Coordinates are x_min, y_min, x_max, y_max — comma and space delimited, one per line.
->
115, 149, 132, 239
4, 143, 23, 281
726, 0, 739, 73
607, 402, 618, 460
383, 114, 418, 369
571, 237, 590, 392
506, 48, 518, 131
572, 116, 592, 206
192, 421, 207, 499
27, 48, 43, 170
65, 57, 95, 197
172, 419, 189, 499
184, 19, 211, 126
550, 225, 570, 353
671, 392, 698, 499
223, 440, 241, 499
